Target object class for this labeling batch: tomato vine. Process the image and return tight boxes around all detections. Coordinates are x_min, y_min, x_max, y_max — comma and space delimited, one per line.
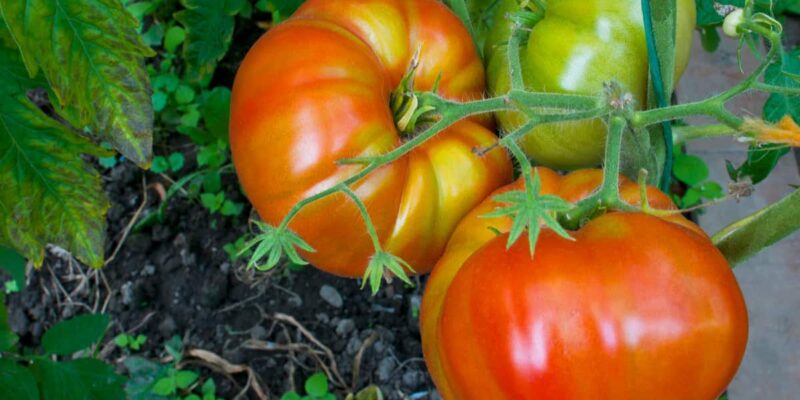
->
242, 0, 800, 294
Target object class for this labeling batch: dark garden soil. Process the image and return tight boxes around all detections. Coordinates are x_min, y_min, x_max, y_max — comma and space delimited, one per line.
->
6, 156, 438, 399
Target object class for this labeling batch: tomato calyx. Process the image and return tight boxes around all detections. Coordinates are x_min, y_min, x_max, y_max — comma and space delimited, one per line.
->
389, 48, 437, 135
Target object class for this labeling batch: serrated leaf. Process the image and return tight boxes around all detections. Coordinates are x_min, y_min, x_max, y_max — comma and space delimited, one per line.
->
0, 23, 47, 94
42, 314, 109, 355
0, 359, 39, 400
175, 0, 242, 84
0, 0, 155, 166
0, 88, 110, 267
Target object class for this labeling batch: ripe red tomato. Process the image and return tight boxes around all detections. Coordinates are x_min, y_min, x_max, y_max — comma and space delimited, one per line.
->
229, 0, 512, 277
421, 168, 748, 399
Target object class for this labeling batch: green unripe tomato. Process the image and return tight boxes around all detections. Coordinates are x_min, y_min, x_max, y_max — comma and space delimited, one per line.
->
484, 0, 696, 170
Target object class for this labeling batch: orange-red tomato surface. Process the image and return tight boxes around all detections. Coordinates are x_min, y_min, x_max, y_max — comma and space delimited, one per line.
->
229, 0, 512, 277
421, 168, 748, 400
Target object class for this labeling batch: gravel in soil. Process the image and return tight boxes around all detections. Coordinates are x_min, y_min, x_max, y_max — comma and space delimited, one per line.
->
6, 160, 439, 400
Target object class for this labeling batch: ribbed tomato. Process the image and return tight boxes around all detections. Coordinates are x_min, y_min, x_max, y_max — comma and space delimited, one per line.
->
421, 168, 748, 399
229, 0, 512, 277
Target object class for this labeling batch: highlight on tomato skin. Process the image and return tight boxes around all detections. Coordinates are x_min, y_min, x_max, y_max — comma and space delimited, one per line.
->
484, 0, 696, 170
420, 168, 749, 400
228, 0, 513, 278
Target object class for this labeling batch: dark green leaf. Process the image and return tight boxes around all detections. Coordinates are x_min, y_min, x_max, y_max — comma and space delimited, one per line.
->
735, 144, 791, 184
673, 154, 709, 186
202, 171, 222, 193
165, 335, 183, 362
70, 358, 126, 400
260, 0, 304, 22
201, 87, 231, 141
714, 187, 800, 265
0, 91, 110, 268
175, 0, 243, 84
42, 314, 109, 355
29, 358, 91, 400
0, 359, 39, 400
152, 91, 168, 112
123, 356, 169, 400
700, 26, 721, 52
0, 0, 156, 166
0, 23, 48, 94
0, 246, 25, 293
0, 292, 18, 351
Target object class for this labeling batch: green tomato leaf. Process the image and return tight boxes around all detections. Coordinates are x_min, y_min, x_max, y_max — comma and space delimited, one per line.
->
0, 246, 26, 294
0, 89, 110, 268
673, 153, 709, 186
731, 144, 791, 184
763, 49, 800, 123
259, 0, 304, 22
0, 0, 156, 166
42, 313, 109, 355
714, 187, 800, 265
0, 359, 39, 400
304, 372, 328, 397
164, 26, 186, 54
175, 0, 243, 84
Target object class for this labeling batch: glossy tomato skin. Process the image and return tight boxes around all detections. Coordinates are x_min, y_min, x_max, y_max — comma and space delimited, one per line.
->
229, 0, 512, 277
484, 0, 696, 169
421, 168, 748, 400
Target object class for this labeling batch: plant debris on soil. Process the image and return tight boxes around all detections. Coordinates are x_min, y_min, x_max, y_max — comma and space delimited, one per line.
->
6, 159, 439, 400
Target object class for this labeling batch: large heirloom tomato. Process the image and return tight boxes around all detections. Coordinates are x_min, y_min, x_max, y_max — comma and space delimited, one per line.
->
421, 168, 748, 399
229, 0, 512, 277
484, 0, 696, 169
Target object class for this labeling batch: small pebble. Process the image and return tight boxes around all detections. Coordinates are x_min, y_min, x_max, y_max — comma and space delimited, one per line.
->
319, 285, 343, 308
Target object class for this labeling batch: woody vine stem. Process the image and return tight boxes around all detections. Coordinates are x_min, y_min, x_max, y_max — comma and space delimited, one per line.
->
242, 3, 797, 294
